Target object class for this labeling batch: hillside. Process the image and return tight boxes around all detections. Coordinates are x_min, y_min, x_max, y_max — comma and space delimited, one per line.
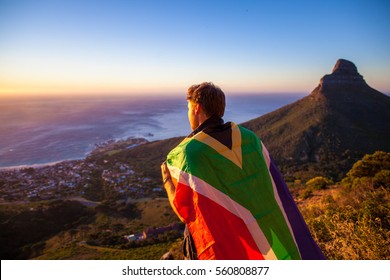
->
0, 198, 182, 259
1, 59, 388, 260
115, 60, 390, 182
101, 136, 184, 179
242, 59, 390, 181
1, 151, 387, 260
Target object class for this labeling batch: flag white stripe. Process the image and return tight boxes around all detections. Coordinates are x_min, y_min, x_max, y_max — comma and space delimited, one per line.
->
168, 165, 277, 260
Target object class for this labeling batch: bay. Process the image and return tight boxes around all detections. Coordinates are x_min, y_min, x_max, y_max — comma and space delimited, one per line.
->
0, 93, 305, 168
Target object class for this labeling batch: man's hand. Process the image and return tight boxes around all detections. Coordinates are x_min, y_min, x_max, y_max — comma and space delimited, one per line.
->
161, 161, 172, 185
161, 161, 177, 212
160, 161, 183, 222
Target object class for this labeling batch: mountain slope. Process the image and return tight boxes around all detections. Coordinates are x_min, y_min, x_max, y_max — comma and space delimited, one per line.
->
242, 59, 390, 180
108, 136, 184, 179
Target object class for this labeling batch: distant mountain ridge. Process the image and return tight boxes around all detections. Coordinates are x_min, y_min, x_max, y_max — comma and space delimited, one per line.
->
242, 59, 390, 180
108, 59, 390, 181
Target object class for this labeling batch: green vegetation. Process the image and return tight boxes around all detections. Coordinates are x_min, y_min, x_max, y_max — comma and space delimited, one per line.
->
105, 137, 184, 178
83, 169, 105, 201
299, 151, 389, 259
35, 238, 182, 260
242, 84, 390, 182
0, 197, 181, 260
0, 200, 94, 259
306, 176, 333, 190
341, 151, 390, 188
1, 151, 388, 260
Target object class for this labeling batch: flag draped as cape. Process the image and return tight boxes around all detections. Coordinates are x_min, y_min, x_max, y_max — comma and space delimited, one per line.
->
166, 121, 325, 260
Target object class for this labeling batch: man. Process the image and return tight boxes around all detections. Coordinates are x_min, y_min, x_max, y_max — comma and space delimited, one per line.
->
161, 82, 325, 260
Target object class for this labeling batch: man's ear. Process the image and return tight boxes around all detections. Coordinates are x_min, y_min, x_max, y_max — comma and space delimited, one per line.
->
194, 103, 202, 114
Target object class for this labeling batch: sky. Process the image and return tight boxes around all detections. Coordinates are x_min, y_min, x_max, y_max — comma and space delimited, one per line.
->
0, 0, 389, 96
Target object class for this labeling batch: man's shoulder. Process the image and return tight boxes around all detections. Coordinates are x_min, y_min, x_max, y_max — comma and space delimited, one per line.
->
180, 122, 261, 150
235, 123, 260, 140
171, 136, 205, 155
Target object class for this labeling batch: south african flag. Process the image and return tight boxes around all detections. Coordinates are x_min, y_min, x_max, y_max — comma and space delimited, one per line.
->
166, 122, 325, 260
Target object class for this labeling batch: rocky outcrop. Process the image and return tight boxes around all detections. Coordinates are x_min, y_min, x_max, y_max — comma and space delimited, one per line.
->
319, 59, 367, 91
242, 59, 390, 180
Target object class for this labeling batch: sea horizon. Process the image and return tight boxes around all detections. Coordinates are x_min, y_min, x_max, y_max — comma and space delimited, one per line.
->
0, 93, 306, 169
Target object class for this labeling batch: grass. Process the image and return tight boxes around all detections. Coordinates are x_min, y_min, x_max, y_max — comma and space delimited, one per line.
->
31, 198, 182, 260
299, 184, 389, 260
2, 151, 388, 260
106, 150, 121, 156
35, 239, 179, 260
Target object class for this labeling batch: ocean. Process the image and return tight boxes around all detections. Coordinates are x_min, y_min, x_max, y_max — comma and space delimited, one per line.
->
0, 93, 305, 168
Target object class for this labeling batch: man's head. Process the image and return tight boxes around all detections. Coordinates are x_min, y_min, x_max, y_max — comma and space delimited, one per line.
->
186, 82, 225, 130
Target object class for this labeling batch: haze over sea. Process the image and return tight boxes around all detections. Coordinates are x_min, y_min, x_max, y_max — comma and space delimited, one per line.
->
0, 94, 304, 168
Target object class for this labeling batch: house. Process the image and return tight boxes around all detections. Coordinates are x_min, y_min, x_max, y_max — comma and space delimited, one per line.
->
142, 223, 181, 239
124, 233, 143, 242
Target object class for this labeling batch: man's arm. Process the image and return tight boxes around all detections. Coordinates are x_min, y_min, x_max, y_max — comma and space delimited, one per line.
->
161, 161, 175, 202
161, 161, 183, 221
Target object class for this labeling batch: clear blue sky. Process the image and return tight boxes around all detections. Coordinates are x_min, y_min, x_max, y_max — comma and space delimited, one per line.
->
1, 0, 389, 96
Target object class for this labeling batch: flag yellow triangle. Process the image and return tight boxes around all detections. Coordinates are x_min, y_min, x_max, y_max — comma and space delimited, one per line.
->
193, 123, 243, 169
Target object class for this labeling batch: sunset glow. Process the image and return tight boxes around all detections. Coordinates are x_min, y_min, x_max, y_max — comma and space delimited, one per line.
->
1, 0, 389, 96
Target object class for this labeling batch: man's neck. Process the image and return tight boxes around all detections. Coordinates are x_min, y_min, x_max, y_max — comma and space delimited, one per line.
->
189, 116, 224, 137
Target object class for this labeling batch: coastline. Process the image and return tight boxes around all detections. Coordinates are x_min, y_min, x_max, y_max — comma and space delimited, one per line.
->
0, 137, 149, 171
0, 160, 76, 171
0, 94, 307, 170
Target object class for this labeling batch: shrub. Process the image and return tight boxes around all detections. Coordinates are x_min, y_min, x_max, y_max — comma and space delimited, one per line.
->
300, 152, 390, 259
373, 170, 390, 188
304, 202, 389, 259
343, 151, 390, 186
306, 176, 333, 190
300, 189, 313, 199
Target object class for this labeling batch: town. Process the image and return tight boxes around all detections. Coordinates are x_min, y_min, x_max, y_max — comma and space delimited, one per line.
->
0, 137, 185, 259
0, 138, 164, 203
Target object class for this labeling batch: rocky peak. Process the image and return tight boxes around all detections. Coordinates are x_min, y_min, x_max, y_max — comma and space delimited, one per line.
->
332, 59, 359, 75
318, 59, 367, 91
